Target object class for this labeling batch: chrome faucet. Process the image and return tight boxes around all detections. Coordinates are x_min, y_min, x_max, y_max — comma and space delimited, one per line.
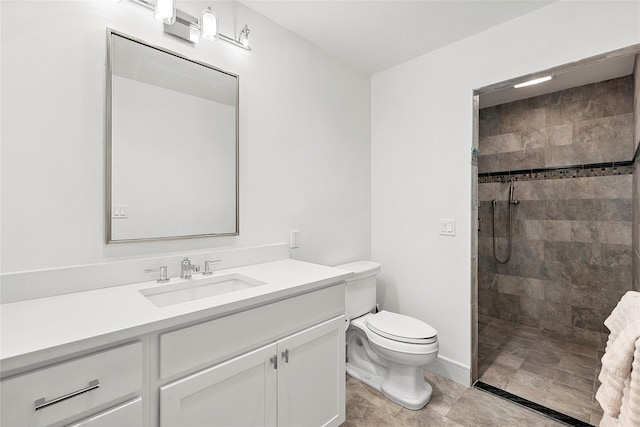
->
181, 257, 194, 279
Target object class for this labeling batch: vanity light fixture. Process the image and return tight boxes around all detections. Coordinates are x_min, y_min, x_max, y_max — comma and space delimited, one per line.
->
514, 75, 552, 88
130, 0, 251, 50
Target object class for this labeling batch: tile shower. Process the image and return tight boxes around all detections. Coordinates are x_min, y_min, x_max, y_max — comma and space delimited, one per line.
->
475, 74, 639, 424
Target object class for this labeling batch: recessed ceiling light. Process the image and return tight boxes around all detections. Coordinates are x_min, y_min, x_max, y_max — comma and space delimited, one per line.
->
514, 75, 553, 89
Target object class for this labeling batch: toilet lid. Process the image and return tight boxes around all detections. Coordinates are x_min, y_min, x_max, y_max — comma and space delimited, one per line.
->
366, 311, 437, 344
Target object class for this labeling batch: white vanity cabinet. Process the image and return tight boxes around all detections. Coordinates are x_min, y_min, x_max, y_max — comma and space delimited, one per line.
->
160, 316, 345, 427
0, 342, 143, 427
1, 260, 349, 427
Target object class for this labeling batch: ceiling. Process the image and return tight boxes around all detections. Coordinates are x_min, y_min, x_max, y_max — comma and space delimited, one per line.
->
238, 0, 637, 107
239, 0, 555, 74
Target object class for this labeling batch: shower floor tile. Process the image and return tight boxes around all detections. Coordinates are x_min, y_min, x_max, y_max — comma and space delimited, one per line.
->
478, 315, 604, 425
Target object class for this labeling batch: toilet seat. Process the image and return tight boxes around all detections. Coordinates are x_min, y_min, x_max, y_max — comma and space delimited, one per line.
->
366, 310, 437, 344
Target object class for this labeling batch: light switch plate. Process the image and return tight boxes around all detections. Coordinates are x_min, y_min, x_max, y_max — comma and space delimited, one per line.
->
112, 204, 128, 219
439, 219, 455, 236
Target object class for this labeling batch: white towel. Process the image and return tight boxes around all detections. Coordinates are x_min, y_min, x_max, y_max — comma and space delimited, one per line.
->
596, 291, 640, 427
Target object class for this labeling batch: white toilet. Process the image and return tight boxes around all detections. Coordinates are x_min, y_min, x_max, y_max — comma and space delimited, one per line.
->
337, 261, 439, 410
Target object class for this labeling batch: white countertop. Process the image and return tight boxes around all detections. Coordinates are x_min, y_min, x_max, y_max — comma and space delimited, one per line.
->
0, 259, 351, 375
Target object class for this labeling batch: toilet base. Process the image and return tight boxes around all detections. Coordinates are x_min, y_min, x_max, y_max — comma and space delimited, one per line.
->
347, 363, 432, 411
380, 363, 432, 410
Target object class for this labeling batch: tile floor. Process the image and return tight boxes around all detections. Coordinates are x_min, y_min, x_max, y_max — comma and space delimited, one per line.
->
341, 371, 566, 427
477, 314, 605, 425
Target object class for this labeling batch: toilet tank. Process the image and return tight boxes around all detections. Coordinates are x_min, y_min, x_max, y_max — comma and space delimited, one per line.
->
336, 261, 381, 319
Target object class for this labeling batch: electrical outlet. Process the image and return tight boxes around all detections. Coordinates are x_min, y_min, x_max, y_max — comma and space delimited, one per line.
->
290, 230, 300, 249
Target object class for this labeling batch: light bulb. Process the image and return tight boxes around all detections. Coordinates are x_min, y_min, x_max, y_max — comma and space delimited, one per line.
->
154, 0, 176, 25
201, 7, 218, 41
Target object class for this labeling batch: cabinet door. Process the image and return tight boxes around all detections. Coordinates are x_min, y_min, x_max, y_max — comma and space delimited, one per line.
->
277, 316, 345, 427
160, 343, 277, 427
65, 398, 142, 427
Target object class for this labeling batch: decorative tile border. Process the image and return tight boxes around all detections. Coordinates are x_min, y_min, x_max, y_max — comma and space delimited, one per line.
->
478, 161, 634, 184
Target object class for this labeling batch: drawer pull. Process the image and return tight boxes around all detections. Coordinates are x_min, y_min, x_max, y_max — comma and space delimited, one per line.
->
34, 379, 100, 411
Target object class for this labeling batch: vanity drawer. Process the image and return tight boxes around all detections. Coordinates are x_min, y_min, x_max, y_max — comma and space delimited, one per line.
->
1, 341, 143, 427
160, 283, 345, 379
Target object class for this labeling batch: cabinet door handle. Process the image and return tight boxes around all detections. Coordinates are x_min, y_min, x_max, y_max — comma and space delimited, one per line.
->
34, 379, 100, 411
270, 355, 278, 369
282, 349, 289, 363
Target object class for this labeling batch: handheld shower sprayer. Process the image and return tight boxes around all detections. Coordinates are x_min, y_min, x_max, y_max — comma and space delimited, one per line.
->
492, 179, 518, 264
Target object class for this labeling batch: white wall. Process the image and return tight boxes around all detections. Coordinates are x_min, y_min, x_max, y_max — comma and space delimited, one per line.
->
371, 0, 640, 384
0, 1, 371, 273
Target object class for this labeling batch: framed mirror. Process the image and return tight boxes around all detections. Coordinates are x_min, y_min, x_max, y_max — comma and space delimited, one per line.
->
106, 29, 239, 243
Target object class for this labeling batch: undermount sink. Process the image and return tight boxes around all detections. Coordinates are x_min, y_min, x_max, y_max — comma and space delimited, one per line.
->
140, 273, 267, 307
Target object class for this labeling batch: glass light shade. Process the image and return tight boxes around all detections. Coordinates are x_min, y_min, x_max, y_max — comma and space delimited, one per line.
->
154, 0, 176, 25
201, 8, 218, 41
189, 26, 200, 44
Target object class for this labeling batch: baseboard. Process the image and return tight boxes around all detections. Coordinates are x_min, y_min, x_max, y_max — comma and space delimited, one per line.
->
425, 355, 471, 387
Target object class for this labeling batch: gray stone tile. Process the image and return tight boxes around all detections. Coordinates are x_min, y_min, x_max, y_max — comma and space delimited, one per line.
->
544, 241, 602, 265
545, 382, 594, 423
515, 179, 567, 201
478, 154, 500, 174
506, 369, 552, 405
524, 348, 561, 369
572, 307, 608, 333
545, 199, 601, 221
512, 200, 546, 220
479, 116, 499, 139
519, 359, 557, 379
522, 220, 571, 241
481, 132, 522, 155
569, 263, 632, 290
600, 199, 633, 221
522, 128, 549, 151
558, 352, 598, 379
479, 362, 517, 389
543, 281, 571, 304
554, 369, 594, 393
574, 114, 634, 162
601, 244, 632, 267
599, 221, 632, 245
499, 149, 545, 171
397, 406, 466, 427
546, 123, 573, 146
567, 175, 632, 200
447, 387, 561, 427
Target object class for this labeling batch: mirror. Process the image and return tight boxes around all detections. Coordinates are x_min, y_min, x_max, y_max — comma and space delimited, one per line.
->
106, 29, 238, 243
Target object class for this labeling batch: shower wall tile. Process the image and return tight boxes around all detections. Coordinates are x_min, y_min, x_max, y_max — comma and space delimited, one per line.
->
478, 76, 634, 173
574, 114, 635, 160
572, 307, 608, 333
499, 149, 545, 171
522, 220, 571, 241
567, 175, 632, 199
478, 154, 500, 174
601, 199, 633, 221
481, 133, 522, 155
601, 244, 633, 268
544, 241, 602, 266
478, 76, 635, 343
546, 124, 573, 147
